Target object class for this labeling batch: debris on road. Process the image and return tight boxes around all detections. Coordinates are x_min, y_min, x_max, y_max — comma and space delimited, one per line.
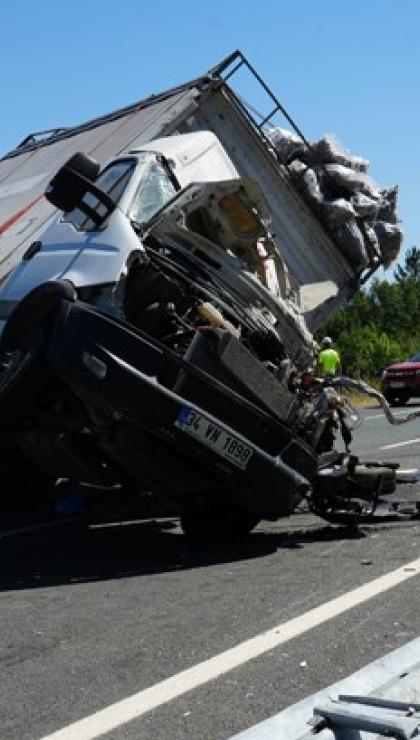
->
230, 637, 420, 739
396, 469, 420, 483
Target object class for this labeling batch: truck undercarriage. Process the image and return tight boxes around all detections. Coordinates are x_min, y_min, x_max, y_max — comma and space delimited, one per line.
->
0, 228, 403, 535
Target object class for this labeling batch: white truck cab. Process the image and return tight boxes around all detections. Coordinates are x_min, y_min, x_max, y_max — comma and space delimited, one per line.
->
0, 132, 237, 296
0, 130, 309, 359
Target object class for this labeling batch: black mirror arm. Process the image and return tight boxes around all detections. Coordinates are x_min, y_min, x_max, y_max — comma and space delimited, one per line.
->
66, 169, 116, 225
76, 201, 105, 227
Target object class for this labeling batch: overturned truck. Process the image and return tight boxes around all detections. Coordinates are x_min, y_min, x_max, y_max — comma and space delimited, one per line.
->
0, 51, 403, 534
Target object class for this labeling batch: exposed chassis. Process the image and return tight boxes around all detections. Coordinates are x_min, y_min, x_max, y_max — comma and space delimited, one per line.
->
1, 283, 414, 533
47, 299, 316, 522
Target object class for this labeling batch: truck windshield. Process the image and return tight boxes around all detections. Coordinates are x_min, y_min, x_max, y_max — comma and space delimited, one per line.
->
128, 154, 177, 224
63, 158, 135, 231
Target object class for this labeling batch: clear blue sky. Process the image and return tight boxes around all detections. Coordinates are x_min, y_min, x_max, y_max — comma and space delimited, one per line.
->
1, 0, 418, 271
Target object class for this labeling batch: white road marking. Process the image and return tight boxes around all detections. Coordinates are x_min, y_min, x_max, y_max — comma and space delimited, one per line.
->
380, 436, 420, 450
39, 556, 420, 740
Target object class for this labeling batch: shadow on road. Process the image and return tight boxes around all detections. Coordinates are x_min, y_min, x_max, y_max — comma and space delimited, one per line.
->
0, 516, 366, 592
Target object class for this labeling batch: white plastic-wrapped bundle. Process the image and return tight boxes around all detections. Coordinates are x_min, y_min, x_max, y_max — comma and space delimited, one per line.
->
374, 221, 403, 266
311, 134, 369, 172
332, 220, 369, 270
378, 186, 398, 224
269, 125, 402, 270
288, 159, 323, 205
288, 159, 306, 176
321, 198, 356, 229
267, 127, 306, 164
351, 192, 380, 220
324, 164, 380, 199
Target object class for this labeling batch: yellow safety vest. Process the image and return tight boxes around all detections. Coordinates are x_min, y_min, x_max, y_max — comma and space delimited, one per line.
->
318, 348, 340, 375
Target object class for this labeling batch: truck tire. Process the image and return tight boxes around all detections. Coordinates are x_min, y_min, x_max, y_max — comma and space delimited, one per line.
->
0, 280, 76, 424
180, 501, 260, 540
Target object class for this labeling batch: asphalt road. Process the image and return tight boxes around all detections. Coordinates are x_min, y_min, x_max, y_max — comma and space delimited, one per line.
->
2, 403, 420, 739
351, 401, 420, 466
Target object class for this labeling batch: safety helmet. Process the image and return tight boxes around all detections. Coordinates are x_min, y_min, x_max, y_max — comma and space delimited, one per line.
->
322, 336, 333, 347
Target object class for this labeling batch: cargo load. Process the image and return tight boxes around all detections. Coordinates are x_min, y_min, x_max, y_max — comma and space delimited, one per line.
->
268, 129, 402, 268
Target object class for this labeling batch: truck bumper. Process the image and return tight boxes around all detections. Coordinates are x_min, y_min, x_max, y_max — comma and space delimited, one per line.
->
48, 301, 316, 516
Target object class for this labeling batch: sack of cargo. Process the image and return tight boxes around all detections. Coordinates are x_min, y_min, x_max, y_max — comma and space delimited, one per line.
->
288, 159, 306, 176
311, 135, 369, 172
321, 198, 355, 229
332, 219, 368, 270
374, 221, 403, 266
351, 192, 380, 220
378, 186, 398, 224
267, 127, 306, 164
288, 159, 323, 206
325, 164, 380, 199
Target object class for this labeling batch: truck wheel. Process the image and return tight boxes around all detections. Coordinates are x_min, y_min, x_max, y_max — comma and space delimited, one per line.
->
180, 501, 260, 540
0, 280, 76, 424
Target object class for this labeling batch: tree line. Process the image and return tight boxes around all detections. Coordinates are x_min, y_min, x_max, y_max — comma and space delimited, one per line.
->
320, 247, 420, 378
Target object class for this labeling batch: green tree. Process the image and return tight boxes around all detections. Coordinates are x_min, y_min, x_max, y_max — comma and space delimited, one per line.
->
320, 245, 420, 379
336, 325, 403, 378
394, 246, 420, 282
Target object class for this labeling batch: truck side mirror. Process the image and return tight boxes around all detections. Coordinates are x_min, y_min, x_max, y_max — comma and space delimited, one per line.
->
45, 152, 101, 212
45, 152, 116, 226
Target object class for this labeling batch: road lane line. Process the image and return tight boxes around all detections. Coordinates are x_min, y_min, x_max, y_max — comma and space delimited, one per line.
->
380, 436, 420, 450
39, 556, 420, 740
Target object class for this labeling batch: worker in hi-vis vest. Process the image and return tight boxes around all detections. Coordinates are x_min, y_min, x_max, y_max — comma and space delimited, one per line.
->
316, 336, 342, 377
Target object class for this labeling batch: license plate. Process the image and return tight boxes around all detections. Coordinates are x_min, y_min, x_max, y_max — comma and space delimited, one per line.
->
390, 382, 405, 388
175, 406, 253, 469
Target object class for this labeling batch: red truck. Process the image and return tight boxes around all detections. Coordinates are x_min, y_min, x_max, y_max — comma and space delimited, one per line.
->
381, 352, 420, 406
